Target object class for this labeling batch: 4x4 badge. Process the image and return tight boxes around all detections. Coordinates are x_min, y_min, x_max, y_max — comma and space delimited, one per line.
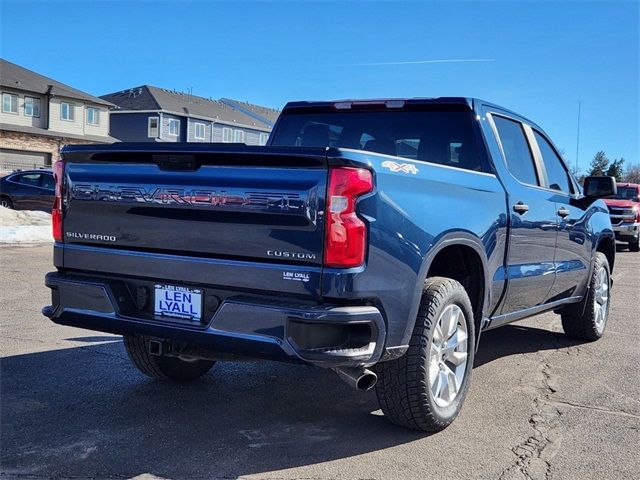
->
381, 160, 419, 175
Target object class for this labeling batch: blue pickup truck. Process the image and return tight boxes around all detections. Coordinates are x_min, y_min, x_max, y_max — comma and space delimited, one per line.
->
44, 98, 616, 431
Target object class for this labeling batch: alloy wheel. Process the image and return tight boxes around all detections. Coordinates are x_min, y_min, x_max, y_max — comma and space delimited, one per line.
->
429, 304, 469, 408
593, 266, 609, 333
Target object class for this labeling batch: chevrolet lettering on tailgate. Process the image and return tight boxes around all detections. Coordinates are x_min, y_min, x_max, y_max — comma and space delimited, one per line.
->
71, 184, 306, 210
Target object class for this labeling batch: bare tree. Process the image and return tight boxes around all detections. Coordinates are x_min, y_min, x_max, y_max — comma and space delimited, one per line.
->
624, 164, 640, 183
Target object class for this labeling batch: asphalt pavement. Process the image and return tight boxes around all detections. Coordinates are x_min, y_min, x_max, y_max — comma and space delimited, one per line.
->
1, 245, 638, 480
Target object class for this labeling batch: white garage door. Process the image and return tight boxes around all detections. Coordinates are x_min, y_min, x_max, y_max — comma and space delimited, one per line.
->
0, 149, 52, 171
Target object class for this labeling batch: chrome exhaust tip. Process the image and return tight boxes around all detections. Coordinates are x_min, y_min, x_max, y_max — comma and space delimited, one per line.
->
333, 367, 377, 391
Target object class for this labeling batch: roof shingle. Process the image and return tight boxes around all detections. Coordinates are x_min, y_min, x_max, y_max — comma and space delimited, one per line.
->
0, 59, 113, 106
101, 85, 274, 131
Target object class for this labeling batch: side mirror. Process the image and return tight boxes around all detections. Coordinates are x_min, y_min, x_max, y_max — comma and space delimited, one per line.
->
583, 176, 617, 198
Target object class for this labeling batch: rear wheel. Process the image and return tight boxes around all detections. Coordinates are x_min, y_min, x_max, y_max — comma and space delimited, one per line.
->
375, 277, 475, 431
123, 335, 216, 382
561, 252, 611, 341
1, 196, 13, 209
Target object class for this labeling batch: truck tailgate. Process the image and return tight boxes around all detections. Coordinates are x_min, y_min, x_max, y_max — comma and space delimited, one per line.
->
61, 145, 328, 266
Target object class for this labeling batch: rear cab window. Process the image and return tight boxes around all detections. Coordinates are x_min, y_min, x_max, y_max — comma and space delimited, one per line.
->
271, 108, 486, 173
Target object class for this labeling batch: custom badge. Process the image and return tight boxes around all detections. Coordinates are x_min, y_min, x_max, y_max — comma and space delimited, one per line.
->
381, 160, 419, 175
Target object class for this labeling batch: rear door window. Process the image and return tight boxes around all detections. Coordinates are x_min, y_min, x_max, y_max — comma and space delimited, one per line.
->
492, 116, 539, 186
533, 131, 573, 194
40, 174, 55, 189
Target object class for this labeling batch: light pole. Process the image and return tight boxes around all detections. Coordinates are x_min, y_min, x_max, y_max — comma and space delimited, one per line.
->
575, 101, 581, 175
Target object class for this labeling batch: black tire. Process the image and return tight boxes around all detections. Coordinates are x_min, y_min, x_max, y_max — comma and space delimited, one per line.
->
1, 196, 13, 209
375, 277, 475, 432
629, 236, 640, 252
123, 335, 216, 382
561, 252, 611, 341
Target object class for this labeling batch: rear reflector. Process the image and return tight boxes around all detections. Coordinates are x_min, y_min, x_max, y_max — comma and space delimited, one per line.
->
52, 160, 65, 242
324, 167, 373, 268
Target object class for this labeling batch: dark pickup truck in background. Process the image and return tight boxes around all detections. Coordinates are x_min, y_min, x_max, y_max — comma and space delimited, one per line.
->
44, 98, 616, 431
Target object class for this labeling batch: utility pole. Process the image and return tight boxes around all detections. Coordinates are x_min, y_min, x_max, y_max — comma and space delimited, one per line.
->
575, 101, 581, 174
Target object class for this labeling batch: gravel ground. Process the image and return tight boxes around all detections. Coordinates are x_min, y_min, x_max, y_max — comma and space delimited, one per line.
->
1, 245, 638, 480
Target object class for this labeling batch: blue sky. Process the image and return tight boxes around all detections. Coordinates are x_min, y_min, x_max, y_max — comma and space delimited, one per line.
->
1, 1, 638, 172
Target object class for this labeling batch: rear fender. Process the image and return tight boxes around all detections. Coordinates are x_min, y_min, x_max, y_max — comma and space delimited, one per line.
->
401, 231, 491, 349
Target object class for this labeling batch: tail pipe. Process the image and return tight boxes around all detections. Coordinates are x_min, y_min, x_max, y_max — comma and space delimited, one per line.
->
332, 367, 377, 391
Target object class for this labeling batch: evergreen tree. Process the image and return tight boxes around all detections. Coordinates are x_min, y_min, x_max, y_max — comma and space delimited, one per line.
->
606, 158, 625, 179
588, 151, 609, 176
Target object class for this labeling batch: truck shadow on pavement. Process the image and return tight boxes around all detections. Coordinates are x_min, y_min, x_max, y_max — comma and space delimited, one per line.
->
1, 323, 581, 479
1, 340, 422, 479
475, 323, 585, 367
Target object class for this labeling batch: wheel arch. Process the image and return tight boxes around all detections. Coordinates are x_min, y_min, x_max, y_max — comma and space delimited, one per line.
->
595, 232, 615, 273
402, 232, 491, 349
0, 194, 14, 209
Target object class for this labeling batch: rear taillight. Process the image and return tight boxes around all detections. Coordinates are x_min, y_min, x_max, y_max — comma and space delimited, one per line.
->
52, 160, 64, 242
324, 167, 373, 268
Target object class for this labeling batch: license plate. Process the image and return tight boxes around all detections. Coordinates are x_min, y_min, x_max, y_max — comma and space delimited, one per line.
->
154, 284, 202, 321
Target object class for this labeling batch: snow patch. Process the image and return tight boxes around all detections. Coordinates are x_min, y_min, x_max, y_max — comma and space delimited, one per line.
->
0, 207, 52, 244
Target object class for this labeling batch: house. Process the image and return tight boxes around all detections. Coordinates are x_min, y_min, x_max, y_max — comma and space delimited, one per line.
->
101, 86, 278, 145
0, 59, 115, 170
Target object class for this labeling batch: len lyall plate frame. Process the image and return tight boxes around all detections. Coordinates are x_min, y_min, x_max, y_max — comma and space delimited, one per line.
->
154, 284, 202, 321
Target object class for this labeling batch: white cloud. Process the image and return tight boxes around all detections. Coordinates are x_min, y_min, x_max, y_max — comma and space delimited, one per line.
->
342, 59, 495, 67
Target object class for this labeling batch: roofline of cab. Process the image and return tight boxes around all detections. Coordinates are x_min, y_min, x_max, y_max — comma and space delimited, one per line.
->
280, 97, 545, 133
282, 97, 475, 111
473, 99, 546, 133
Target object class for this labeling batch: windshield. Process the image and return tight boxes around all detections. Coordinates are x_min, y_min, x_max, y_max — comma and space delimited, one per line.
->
613, 186, 639, 200
271, 110, 485, 172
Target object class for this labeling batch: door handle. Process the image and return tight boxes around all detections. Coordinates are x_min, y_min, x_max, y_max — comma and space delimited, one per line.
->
513, 202, 529, 215
557, 207, 570, 218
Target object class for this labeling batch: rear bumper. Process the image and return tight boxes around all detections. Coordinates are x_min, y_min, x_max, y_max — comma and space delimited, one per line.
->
43, 271, 386, 368
613, 222, 639, 242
